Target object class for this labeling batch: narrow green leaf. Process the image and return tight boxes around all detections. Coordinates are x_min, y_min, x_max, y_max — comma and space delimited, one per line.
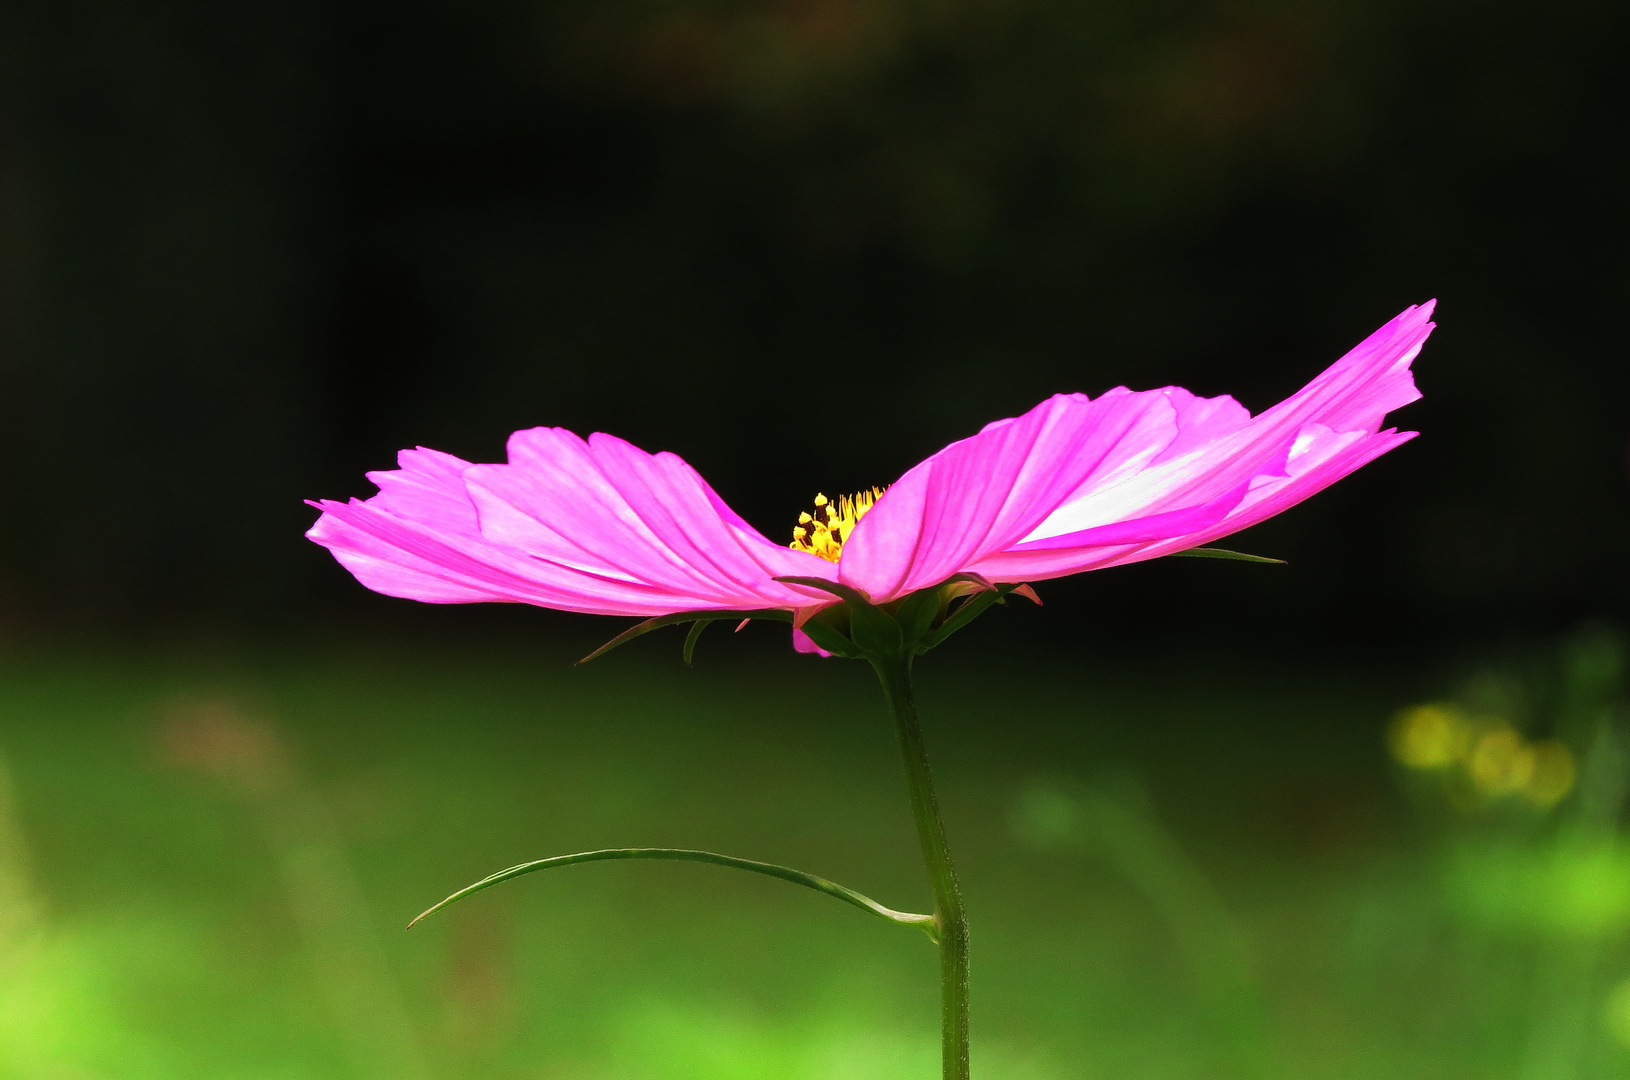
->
577, 612, 692, 665
577, 609, 790, 665
409, 847, 939, 942
772, 576, 872, 607
1171, 547, 1286, 564
942, 571, 998, 591
682, 620, 714, 667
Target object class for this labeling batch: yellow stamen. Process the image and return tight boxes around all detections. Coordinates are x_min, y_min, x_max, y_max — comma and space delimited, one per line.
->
789, 487, 886, 562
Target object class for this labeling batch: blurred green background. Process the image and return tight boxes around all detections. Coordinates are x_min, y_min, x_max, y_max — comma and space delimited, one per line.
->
6, 632, 1630, 1079
3, 0, 1630, 1075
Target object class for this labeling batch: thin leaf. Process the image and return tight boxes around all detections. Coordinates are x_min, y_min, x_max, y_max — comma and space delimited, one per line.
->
943, 571, 998, 591
1171, 547, 1286, 564
409, 847, 939, 942
577, 609, 790, 665
771, 576, 873, 608
682, 620, 714, 667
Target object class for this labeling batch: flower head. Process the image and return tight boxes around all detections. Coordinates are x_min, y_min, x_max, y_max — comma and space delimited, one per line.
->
308, 302, 1433, 656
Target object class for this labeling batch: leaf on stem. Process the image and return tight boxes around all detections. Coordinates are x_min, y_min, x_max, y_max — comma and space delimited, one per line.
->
408, 847, 939, 942
577, 609, 790, 665
771, 576, 873, 607
682, 620, 714, 667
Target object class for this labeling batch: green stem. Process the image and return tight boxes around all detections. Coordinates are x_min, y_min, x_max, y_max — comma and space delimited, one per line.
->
871, 653, 969, 1080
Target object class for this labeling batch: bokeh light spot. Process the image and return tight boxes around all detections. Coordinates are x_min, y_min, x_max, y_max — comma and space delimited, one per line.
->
1389, 703, 1472, 769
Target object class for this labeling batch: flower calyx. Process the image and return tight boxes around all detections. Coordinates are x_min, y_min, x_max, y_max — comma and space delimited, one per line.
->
573, 576, 1041, 667
773, 574, 1041, 662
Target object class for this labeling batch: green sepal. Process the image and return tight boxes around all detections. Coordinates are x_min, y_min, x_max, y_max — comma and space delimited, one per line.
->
799, 617, 864, 658
893, 588, 942, 649
1171, 547, 1286, 564
848, 602, 903, 656
578, 608, 790, 665
774, 575, 905, 658
760, 574, 1042, 661
682, 620, 714, 667
915, 583, 1016, 653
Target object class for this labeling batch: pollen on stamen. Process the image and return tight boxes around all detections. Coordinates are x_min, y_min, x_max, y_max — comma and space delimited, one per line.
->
789, 487, 886, 562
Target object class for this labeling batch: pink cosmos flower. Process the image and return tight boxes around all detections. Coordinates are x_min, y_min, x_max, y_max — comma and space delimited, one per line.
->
307, 302, 1433, 653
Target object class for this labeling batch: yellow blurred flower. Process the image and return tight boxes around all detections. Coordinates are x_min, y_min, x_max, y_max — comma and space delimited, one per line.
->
1389, 704, 1473, 769
1604, 977, 1630, 1048
1524, 741, 1576, 808
1389, 703, 1575, 811
1469, 727, 1535, 796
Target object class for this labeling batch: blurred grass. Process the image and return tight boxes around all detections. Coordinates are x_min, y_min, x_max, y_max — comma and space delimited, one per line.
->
1, 639, 1628, 1079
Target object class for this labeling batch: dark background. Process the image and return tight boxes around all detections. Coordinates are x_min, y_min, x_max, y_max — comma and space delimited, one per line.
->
1, 0, 1625, 655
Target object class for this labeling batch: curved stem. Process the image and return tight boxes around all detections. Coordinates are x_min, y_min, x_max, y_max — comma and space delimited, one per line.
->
870, 653, 969, 1080
407, 847, 938, 938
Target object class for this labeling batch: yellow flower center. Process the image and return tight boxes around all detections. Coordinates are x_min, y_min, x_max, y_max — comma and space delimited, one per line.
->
789, 488, 886, 563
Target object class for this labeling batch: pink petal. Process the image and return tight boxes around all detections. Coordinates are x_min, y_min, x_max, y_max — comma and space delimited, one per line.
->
1023, 302, 1431, 543
837, 388, 1187, 601
465, 428, 836, 610
310, 302, 1432, 651
309, 433, 836, 616
309, 495, 631, 608
1009, 480, 1253, 551
792, 626, 832, 656
306, 449, 671, 610
1148, 387, 1252, 463
307, 448, 528, 603
1134, 424, 1418, 560
958, 303, 1432, 584
969, 427, 1415, 582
